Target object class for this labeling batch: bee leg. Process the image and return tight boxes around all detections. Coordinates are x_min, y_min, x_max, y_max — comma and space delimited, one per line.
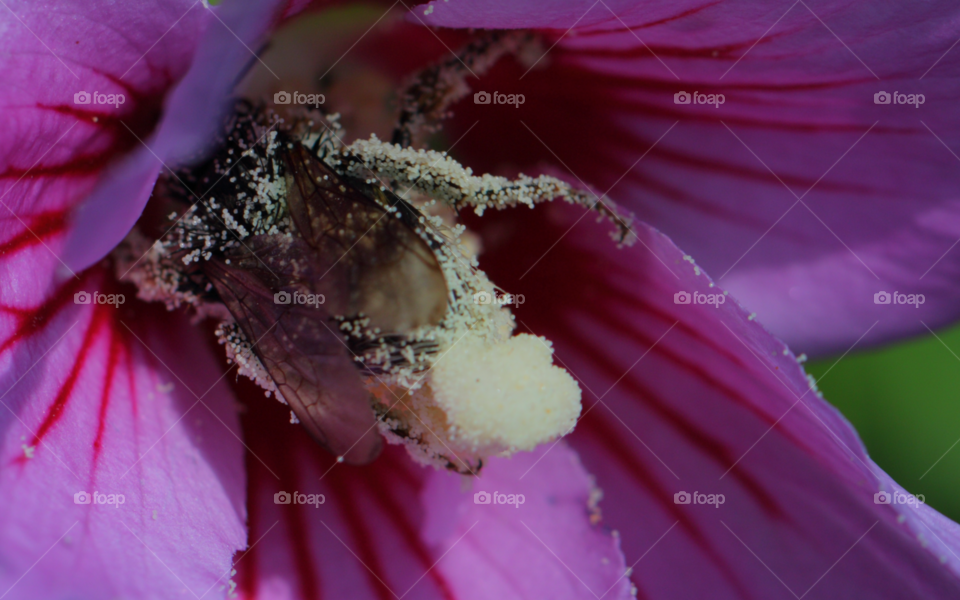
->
390, 30, 535, 148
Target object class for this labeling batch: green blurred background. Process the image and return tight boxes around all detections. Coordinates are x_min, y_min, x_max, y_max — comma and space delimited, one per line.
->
808, 325, 960, 521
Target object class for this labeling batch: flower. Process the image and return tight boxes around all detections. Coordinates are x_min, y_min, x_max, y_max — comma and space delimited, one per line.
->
1, 1, 960, 600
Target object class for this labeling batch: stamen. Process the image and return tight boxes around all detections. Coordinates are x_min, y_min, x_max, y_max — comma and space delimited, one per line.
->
392, 31, 536, 147
339, 136, 636, 244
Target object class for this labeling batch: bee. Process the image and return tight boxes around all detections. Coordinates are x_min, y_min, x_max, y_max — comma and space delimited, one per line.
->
118, 34, 632, 472
135, 102, 457, 465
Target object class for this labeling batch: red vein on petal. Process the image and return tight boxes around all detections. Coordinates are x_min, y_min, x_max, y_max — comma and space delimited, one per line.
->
597, 1, 723, 34
357, 459, 457, 600
275, 447, 323, 600
615, 169, 812, 241
598, 304, 813, 457
91, 325, 122, 470
577, 413, 754, 599
235, 378, 322, 600
1, 88, 163, 181
0, 130, 132, 181
0, 210, 67, 256
571, 324, 783, 518
12, 303, 110, 461
0, 274, 89, 354
326, 467, 395, 600
565, 2, 729, 39
125, 334, 140, 423
235, 430, 264, 600
602, 287, 754, 372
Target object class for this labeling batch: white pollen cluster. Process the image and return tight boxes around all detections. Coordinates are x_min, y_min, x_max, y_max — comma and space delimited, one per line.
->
216, 321, 284, 402
429, 332, 580, 456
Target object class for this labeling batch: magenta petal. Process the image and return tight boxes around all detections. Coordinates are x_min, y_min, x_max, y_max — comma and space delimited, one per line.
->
234, 395, 629, 600
0, 0, 207, 282
411, 0, 668, 29
0, 275, 246, 599
420, 1, 960, 355
424, 444, 631, 600
473, 203, 960, 598
64, 0, 289, 273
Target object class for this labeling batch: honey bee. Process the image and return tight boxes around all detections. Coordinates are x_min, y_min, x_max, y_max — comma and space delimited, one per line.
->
119, 34, 632, 471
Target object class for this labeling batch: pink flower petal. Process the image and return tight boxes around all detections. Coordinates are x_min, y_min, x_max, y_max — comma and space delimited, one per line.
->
0, 8, 263, 594
411, 0, 669, 29
0, 0, 205, 280
233, 388, 630, 600
0, 268, 246, 599
418, 1, 960, 356
469, 202, 960, 598
64, 0, 291, 273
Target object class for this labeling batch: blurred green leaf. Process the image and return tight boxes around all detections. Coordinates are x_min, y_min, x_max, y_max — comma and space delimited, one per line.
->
807, 323, 960, 521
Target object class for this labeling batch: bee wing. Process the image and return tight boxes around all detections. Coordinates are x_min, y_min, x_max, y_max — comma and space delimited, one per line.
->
204, 258, 382, 464
282, 144, 448, 333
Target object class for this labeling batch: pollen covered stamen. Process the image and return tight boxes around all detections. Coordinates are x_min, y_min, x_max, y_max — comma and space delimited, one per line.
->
392, 31, 537, 148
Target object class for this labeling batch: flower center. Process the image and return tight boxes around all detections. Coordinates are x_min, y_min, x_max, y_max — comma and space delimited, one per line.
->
114, 21, 632, 471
